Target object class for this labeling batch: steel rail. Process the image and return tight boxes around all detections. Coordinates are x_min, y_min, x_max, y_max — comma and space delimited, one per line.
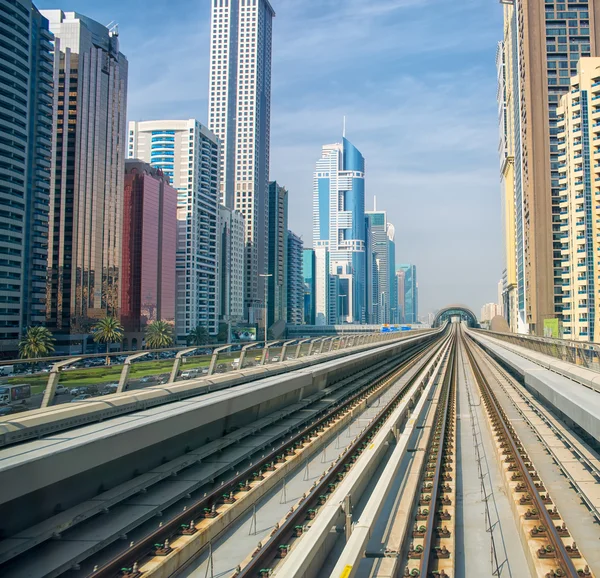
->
89, 334, 444, 578
465, 341, 580, 578
233, 336, 451, 578
419, 332, 456, 578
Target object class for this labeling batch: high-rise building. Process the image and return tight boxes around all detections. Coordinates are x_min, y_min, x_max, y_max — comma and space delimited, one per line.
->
365, 209, 396, 324
397, 264, 418, 324
121, 161, 177, 341
287, 231, 304, 325
556, 58, 600, 341
314, 246, 329, 325
208, 0, 275, 324
481, 303, 501, 323
313, 136, 366, 324
218, 205, 245, 324
396, 269, 406, 323
0, 1, 53, 356
497, 37, 519, 332
43, 11, 128, 352
267, 181, 288, 328
388, 232, 398, 323
302, 248, 316, 325
498, 1, 600, 335
128, 120, 220, 339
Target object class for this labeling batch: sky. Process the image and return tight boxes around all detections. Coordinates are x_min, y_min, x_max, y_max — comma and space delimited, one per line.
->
36, 0, 505, 317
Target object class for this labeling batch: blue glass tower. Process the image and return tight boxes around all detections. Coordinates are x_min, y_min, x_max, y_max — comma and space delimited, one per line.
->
313, 136, 366, 323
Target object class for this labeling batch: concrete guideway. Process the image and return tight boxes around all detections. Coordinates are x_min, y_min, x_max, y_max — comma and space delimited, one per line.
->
249, 334, 453, 578
469, 330, 600, 444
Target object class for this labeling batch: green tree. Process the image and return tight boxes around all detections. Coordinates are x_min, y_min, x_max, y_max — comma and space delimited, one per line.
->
187, 325, 209, 346
18, 326, 56, 359
145, 320, 174, 350
91, 316, 124, 364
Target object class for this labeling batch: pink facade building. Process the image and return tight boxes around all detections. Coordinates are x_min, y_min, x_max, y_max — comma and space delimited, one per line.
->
121, 160, 177, 338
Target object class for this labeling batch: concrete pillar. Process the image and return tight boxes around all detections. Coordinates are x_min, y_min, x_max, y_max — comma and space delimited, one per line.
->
169, 347, 199, 384
280, 340, 296, 362
208, 345, 232, 375
343, 495, 352, 541
41, 358, 82, 408
118, 352, 151, 393
239, 343, 259, 370
295, 339, 310, 359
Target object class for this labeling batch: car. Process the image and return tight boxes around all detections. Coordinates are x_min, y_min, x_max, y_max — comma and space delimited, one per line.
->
55, 385, 68, 395
100, 384, 118, 395
0, 405, 14, 416
271, 356, 280, 362
140, 376, 154, 383
71, 394, 92, 402
70, 387, 89, 396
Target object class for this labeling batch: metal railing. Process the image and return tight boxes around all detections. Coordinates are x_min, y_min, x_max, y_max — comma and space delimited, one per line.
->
474, 328, 600, 373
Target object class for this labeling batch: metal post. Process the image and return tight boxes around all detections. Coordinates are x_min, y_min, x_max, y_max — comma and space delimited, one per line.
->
169, 347, 200, 384
117, 351, 151, 393
41, 357, 82, 408
208, 345, 233, 375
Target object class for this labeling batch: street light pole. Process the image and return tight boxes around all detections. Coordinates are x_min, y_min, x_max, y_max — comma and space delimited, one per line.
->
258, 273, 273, 341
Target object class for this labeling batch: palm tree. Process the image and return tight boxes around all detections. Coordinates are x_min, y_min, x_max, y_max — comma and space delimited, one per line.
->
18, 326, 56, 359
187, 325, 209, 346
145, 320, 174, 350
91, 316, 124, 364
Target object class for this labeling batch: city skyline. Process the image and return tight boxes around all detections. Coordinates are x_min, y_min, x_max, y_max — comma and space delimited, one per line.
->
33, 0, 504, 316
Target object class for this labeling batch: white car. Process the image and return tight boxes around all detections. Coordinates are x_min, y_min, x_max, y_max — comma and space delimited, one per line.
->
55, 385, 68, 395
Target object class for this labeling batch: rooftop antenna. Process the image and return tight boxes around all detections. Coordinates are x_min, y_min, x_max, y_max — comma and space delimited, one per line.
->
343, 116, 346, 138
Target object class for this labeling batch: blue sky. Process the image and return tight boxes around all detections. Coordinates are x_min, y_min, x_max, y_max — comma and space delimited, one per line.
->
37, 0, 504, 316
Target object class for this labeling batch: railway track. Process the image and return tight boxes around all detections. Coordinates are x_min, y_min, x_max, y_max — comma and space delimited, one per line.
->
47, 334, 443, 578
230, 332, 455, 578
464, 334, 595, 578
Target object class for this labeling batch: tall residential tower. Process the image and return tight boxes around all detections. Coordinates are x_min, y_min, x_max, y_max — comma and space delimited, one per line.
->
208, 0, 275, 323
0, 1, 53, 355
498, 1, 600, 334
128, 120, 220, 339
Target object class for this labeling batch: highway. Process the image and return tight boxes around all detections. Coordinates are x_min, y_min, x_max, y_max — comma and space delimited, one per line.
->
1, 321, 600, 578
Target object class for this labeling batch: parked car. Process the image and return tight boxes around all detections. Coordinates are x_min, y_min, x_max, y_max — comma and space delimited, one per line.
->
100, 384, 118, 395
71, 394, 92, 402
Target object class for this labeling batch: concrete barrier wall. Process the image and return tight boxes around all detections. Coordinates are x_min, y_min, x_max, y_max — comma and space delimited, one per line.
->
0, 330, 441, 536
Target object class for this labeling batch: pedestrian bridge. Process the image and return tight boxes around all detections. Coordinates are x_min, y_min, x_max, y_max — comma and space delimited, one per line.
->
432, 304, 479, 327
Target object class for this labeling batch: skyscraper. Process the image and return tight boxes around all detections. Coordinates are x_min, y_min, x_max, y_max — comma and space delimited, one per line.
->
365, 209, 396, 324
287, 230, 304, 325
556, 58, 600, 341
267, 181, 288, 328
396, 269, 406, 323
121, 161, 177, 340
313, 136, 366, 324
43, 11, 128, 352
302, 248, 316, 325
0, 1, 53, 355
498, 1, 600, 335
397, 264, 418, 324
128, 120, 220, 339
208, 0, 275, 323
218, 205, 245, 324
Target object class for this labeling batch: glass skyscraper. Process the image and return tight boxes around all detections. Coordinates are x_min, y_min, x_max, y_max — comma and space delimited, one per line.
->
302, 248, 316, 325
397, 264, 418, 324
0, 1, 53, 355
313, 136, 366, 324
42, 11, 128, 352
